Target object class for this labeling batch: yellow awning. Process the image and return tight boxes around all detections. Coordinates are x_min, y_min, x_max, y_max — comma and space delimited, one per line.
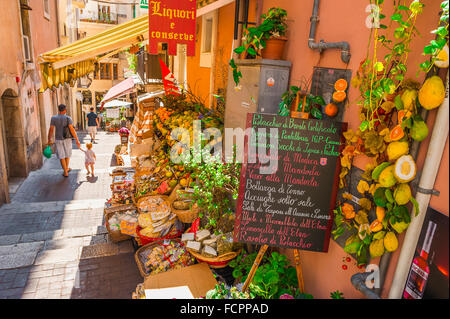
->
39, 14, 149, 92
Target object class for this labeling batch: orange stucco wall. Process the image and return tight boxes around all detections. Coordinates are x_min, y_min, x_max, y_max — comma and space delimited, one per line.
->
258, 0, 446, 299
187, 1, 257, 107
0, 1, 23, 85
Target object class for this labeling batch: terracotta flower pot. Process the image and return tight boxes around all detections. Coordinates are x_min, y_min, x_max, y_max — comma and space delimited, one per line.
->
262, 37, 287, 60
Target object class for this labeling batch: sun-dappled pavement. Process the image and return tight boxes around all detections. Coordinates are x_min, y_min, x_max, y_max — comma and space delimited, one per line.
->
0, 131, 141, 299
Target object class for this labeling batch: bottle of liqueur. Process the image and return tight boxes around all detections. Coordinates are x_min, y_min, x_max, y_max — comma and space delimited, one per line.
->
403, 221, 437, 299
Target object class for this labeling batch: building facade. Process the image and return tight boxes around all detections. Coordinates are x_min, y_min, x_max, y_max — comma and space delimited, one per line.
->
0, 0, 63, 205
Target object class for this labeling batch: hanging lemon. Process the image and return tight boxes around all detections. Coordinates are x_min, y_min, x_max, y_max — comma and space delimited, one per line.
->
418, 75, 445, 110
434, 44, 449, 68
394, 155, 417, 183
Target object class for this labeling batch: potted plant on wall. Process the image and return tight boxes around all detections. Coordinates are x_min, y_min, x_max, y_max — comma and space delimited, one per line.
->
260, 7, 288, 60
230, 7, 288, 86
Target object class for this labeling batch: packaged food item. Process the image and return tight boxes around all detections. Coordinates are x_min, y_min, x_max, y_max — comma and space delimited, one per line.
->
108, 209, 139, 234
138, 240, 195, 276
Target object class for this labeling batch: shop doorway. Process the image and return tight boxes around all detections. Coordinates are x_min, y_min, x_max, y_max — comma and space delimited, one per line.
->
0, 88, 27, 179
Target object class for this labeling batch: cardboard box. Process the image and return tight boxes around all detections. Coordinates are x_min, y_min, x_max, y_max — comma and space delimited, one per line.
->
143, 263, 217, 299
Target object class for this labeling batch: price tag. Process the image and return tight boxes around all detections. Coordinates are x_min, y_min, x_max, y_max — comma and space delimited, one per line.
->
120, 220, 137, 236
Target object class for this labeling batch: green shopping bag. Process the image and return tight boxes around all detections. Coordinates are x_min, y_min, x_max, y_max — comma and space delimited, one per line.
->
43, 145, 52, 159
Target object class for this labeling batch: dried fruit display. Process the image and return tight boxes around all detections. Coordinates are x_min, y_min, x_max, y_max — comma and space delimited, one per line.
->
332, 0, 447, 265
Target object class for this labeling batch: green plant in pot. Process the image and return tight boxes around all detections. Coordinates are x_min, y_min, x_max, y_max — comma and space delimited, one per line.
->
278, 84, 326, 119
230, 7, 288, 86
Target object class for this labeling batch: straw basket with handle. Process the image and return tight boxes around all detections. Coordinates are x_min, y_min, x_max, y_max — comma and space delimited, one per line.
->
187, 248, 241, 269
104, 204, 137, 243
171, 202, 199, 224
168, 184, 199, 223
134, 239, 193, 278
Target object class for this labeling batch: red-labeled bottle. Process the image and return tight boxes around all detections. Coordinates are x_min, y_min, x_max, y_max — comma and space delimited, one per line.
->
403, 221, 437, 299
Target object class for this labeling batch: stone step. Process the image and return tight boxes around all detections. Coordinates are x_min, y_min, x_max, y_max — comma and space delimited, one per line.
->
0, 225, 108, 246
0, 199, 106, 214
0, 235, 134, 269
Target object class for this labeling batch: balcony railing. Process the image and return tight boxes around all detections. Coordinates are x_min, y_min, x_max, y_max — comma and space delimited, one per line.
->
79, 11, 118, 24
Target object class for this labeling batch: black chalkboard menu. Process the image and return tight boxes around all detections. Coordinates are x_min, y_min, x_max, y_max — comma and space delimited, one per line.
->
233, 113, 347, 252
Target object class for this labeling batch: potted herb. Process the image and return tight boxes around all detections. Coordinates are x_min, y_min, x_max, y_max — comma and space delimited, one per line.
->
278, 84, 326, 120
230, 7, 288, 86
260, 7, 288, 60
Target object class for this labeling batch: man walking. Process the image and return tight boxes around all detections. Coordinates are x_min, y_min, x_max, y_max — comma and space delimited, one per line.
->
47, 104, 81, 177
87, 107, 99, 143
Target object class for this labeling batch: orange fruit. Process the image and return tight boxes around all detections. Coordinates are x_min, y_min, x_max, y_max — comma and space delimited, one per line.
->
325, 103, 339, 117
334, 79, 348, 91
397, 110, 406, 124
389, 125, 405, 141
332, 91, 347, 103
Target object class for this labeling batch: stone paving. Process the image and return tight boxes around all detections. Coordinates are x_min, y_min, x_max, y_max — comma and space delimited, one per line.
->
0, 131, 142, 299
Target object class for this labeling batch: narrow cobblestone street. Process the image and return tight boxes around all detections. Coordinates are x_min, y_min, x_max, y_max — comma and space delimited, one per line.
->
0, 131, 142, 299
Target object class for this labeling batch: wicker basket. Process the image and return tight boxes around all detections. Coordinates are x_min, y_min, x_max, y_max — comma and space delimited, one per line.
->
171, 202, 199, 224
135, 195, 170, 214
135, 225, 183, 246
104, 211, 134, 243
187, 249, 241, 269
134, 239, 191, 278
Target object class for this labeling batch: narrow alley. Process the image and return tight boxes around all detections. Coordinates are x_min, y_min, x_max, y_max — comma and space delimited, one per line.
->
0, 131, 141, 299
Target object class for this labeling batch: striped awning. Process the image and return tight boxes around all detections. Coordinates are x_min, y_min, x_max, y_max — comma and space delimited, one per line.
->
38, 14, 149, 92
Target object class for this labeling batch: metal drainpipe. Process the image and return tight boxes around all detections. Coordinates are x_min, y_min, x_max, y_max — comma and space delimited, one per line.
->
372, 106, 429, 296
351, 108, 428, 299
308, 0, 351, 63
389, 70, 449, 298
351, 70, 449, 298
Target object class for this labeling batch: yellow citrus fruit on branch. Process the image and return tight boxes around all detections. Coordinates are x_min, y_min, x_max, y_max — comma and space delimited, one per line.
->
418, 75, 445, 110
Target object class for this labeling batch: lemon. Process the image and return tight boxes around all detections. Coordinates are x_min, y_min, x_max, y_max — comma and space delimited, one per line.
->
434, 44, 449, 68
390, 220, 409, 234
400, 89, 417, 111
418, 76, 445, 110
180, 178, 188, 187
394, 155, 417, 183
369, 239, 385, 258
394, 183, 412, 205
384, 232, 399, 252
387, 141, 409, 162
410, 120, 429, 142
379, 165, 397, 188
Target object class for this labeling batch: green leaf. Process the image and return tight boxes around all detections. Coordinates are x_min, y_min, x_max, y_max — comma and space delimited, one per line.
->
311, 107, 323, 119
398, 5, 409, 10
385, 189, 394, 203
344, 241, 362, 254
379, 24, 388, 29
263, 270, 279, 285
247, 47, 257, 56
431, 26, 449, 37
390, 13, 403, 21
374, 62, 384, 72
394, 27, 405, 39
410, 197, 420, 217
313, 95, 326, 105
234, 46, 245, 54
229, 59, 237, 68
423, 45, 436, 55
394, 95, 404, 110
360, 120, 370, 132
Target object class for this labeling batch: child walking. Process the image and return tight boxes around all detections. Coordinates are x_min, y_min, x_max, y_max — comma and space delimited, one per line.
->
81, 143, 96, 176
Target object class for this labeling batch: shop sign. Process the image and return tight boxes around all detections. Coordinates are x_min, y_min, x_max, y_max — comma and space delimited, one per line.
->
140, 0, 149, 9
233, 113, 347, 252
148, 0, 196, 56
